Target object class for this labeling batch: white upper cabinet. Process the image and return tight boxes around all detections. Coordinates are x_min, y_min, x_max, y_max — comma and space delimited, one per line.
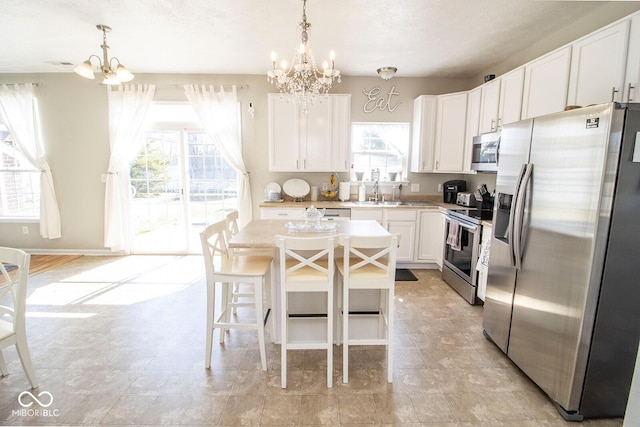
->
268, 94, 351, 172
499, 67, 525, 127
331, 94, 351, 172
411, 93, 468, 173
521, 45, 572, 119
624, 14, 640, 102
478, 68, 524, 134
463, 86, 482, 172
410, 95, 437, 172
567, 20, 630, 106
434, 91, 468, 172
478, 79, 501, 134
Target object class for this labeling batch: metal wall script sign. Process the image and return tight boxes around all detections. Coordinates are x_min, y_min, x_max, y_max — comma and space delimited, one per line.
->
362, 86, 403, 113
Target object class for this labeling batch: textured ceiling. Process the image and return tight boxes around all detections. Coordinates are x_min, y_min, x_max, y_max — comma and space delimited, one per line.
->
0, 0, 635, 78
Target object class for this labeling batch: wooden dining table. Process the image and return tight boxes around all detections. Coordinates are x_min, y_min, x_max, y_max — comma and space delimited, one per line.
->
228, 219, 390, 343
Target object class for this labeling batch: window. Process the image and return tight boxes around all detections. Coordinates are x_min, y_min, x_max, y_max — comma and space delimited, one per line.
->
0, 124, 40, 218
351, 122, 409, 182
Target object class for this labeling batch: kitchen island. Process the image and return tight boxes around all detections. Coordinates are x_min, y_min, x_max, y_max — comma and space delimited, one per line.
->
228, 219, 390, 343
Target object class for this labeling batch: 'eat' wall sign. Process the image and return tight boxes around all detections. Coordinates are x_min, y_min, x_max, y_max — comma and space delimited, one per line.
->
362, 86, 403, 113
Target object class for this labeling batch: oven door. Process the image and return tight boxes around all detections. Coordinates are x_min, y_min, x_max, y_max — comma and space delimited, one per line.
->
442, 215, 481, 304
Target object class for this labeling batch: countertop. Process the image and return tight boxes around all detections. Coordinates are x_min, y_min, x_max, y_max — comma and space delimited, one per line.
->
259, 195, 460, 211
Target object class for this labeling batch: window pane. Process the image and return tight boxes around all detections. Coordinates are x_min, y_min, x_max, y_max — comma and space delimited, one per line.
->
0, 126, 41, 217
351, 123, 409, 181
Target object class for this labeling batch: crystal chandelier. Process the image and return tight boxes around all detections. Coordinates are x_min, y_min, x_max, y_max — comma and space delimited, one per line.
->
74, 25, 134, 85
267, 0, 341, 112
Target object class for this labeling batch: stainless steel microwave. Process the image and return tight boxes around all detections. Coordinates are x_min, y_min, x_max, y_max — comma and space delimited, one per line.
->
471, 131, 500, 172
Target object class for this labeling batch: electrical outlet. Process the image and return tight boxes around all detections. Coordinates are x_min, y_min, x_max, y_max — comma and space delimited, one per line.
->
410, 183, 420, 193
22, 226, 29, 235
438, 183, 443, 192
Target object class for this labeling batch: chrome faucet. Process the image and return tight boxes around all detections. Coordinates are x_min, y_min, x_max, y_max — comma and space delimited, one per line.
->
372, 180, 380, 202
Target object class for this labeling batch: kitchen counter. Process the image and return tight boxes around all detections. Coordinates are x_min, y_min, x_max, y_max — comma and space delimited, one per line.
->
259, 195, 460, 211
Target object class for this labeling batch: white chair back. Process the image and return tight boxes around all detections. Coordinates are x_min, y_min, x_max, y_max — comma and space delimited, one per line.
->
0, 247, 30, 335
0, 246, 37, 388
277, 235, 336, 289
338, 234, 399, 288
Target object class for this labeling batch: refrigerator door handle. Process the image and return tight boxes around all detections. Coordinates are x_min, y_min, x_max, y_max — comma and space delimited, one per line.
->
508, 163, 528, 267
513, 163, 534, 270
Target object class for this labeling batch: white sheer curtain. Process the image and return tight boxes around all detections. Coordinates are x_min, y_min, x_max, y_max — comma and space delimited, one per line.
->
105, 84, 155, 253
184, 85, 252, 227
0, 83, 61, 239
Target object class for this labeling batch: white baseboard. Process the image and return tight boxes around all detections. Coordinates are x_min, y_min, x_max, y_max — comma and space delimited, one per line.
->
22, 248, 123, 256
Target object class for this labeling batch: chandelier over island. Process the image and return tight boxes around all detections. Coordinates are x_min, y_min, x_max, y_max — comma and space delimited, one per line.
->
74, 25, 134, 85
267, 0, 341, 112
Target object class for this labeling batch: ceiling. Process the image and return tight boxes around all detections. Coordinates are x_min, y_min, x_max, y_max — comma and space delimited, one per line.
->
0, 0, 636, 79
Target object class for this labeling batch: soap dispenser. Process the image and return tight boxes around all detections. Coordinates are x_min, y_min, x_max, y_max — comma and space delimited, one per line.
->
358, 182, 366, 202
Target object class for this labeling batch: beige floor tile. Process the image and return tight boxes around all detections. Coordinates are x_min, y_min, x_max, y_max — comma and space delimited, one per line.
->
0, 256, 625, 427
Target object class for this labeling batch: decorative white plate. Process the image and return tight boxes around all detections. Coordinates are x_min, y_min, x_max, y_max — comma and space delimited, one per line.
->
283, 179, 310, 199
265, 182, 281, 193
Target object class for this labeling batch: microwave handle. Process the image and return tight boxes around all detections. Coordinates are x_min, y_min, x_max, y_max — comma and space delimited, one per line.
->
495, 136, 501, 167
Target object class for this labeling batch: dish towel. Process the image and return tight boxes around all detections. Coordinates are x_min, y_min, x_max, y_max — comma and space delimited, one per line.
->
446, 219, 462, 251
477, 237, 491, 273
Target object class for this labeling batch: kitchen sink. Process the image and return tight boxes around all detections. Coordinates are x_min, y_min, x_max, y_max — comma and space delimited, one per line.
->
353, 200, 435, 207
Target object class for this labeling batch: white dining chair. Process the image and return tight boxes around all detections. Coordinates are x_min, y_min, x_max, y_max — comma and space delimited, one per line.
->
335, 234, 399, 383
200, 219, 273, 371
225, 210, 274, 314
0, 247, 38, 389
277, 235, 336, 388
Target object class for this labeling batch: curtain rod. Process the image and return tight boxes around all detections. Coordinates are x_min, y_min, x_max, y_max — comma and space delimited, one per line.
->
0, 82, 42, 86
1, 82, 249, 89
153, 83, 250, 89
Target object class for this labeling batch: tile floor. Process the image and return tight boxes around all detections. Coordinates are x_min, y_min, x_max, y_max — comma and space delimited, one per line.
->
0, 255, 626, 426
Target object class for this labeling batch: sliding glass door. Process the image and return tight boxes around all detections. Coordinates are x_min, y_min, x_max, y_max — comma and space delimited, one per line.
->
129, 128, 237, 254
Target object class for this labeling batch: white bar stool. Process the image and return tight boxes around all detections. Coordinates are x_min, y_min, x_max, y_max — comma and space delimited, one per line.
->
200, 219, 273, 371
336, 234, 399, 383
276, 235, 336, 388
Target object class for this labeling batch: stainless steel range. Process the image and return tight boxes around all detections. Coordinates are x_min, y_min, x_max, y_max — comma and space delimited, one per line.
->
442, 208, 492, 305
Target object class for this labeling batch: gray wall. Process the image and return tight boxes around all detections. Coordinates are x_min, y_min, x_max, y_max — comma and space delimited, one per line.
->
0, 72, 496, 253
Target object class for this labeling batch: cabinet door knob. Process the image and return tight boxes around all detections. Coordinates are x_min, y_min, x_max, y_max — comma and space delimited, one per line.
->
611, 86, 619, 102
628, 83, 635, 102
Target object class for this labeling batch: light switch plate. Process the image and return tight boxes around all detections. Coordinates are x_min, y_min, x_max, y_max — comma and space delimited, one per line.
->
410, 183, 420, 192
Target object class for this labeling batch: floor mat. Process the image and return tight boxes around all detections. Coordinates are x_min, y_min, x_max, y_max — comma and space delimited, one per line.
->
395, 268, 418, 281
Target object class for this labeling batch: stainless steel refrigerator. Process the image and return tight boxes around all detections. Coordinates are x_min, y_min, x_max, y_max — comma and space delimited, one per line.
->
483, 103, 640, 420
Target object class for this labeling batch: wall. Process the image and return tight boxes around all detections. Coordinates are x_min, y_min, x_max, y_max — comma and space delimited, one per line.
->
0, 72, 492, 253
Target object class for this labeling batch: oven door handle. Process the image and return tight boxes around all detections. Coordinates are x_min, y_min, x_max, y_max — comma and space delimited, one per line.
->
445, 216, 478, 232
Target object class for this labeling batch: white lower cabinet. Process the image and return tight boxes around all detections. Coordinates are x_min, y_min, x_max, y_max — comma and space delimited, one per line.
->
260, 208, 304, 220
417, 210, 445, 267
477, 223, 492, 303
383, 209, 416, 262
350, 208, 383, 223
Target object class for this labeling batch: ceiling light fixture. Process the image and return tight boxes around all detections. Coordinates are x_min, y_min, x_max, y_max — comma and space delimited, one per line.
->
377, 67, 397, 80
74, 24, 134, 85
267, 0, 340, 112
